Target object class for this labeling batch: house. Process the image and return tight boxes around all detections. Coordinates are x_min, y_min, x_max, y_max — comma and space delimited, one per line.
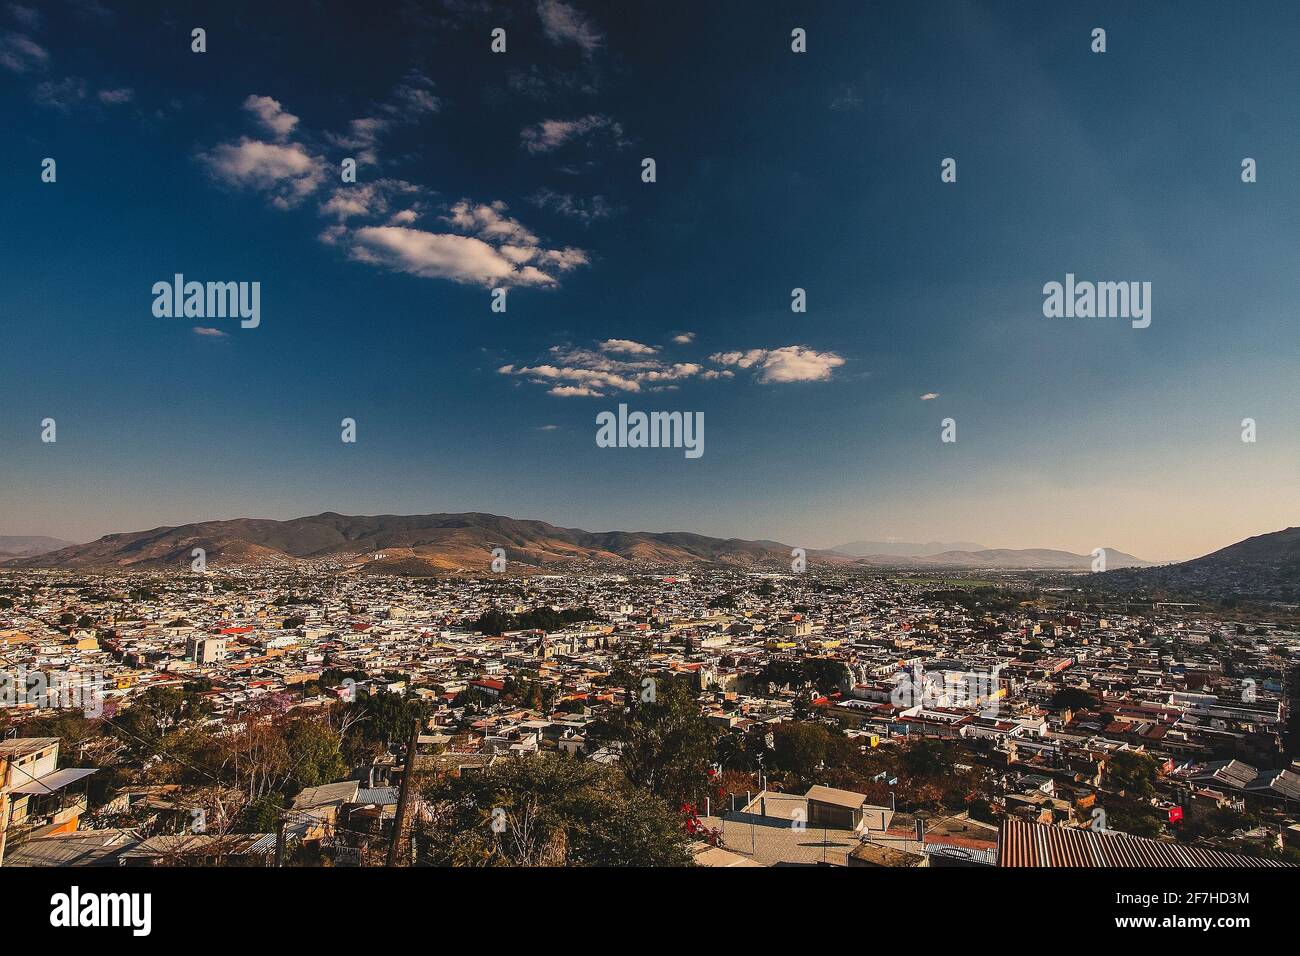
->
805, 785, 876, 831
0, 737, 98, 864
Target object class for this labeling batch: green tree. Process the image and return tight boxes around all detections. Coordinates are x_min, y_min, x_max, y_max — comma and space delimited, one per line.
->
419, 756, 693, 866
283, 716, 348, 791
587, 673, 715, 808
1105, 751, 1160, 799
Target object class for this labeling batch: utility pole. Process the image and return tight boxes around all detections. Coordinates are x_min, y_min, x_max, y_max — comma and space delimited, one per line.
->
386, 720, 421, 867
0, 788, 10, 867
274, 815, 287, 867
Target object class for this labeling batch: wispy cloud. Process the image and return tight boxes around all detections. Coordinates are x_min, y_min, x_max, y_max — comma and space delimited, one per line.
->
97, 87, 133, 105
319, 179, 424, 223
537, 0, 603, 55
0, 31, 46, 72
192, 326, 228, 338
7, 4, 39, 29
529, 187, 616, 224
829, 86, 862, 111
520, 113, 624, 154
600, 339, 657, 356
498, 339, 843, 397
32, 76, 86, 111
920, 392, 940, 401
506, 65, 598, 101
499, 342, 706, 397
327, 70, 439, 166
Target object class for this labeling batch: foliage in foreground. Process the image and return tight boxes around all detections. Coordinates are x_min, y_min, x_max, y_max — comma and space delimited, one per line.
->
417, 756, 694, 867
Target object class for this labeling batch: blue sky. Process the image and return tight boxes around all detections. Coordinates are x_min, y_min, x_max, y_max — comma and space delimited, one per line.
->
1, 0, 1296, 561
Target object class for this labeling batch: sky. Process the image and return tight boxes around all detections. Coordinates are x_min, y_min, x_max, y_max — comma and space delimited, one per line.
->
1, 0, 1296, 562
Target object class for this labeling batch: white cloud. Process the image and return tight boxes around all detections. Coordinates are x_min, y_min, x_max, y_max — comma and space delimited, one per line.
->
445, 199, 541, 245
323, 192, 586, 288
520, 113, 623, 154
920, 392, 940, 401
243, 94, 299, 140
671, 332, 695, 345
0, 31, 46, 72
499, 343, 708, 397
501, 339, 843, 396
199, 137, 326, 209
349, 226, 561, 287
537, 0, 603, 54
709, 346, 846, 383
600, 339, 657, 355
192, 326, 228, 338
319, 179, 422, 222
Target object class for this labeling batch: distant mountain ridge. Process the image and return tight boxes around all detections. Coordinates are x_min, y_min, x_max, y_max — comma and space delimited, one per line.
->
4, 512, 844, 574
833, 539, 989, 557
0, 535, 77, 559
1099, 527, 1300, 600
6, 515, 1292, 590
852, 547, 1153, 570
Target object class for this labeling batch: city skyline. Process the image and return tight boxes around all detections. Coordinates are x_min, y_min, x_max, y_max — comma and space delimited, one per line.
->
2, 0, 1297, 562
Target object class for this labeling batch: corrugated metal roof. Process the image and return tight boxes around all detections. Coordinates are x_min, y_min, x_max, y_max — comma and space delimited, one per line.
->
0, 737, 59, 757
292, 780, 359, 810
8, 766, 98, 795
355, 786, 400, 805
0, 829, 139, 866
999, 819, 1293, 868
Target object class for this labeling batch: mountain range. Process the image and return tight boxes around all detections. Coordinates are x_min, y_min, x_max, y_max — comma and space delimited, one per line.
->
0, 535, 76, 560
1, 512, 837, 575
832, 539, 990, 557
848, 547, 1153, 570
1098, 527, 1300, 601
4, 516, 1296, 595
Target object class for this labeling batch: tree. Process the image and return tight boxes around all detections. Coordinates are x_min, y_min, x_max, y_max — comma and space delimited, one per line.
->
343, 690, 432, 748
1105, 751, 1160, 799
903, 739, 956, 778
771, 722, 835, 782
282, 716, 347, 792
1050, 686, 1098, 711
586, 673, 715, 808
418, 756, 693, 866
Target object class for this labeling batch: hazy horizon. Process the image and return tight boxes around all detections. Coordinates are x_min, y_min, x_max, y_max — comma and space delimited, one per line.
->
4, 504, 1293, 565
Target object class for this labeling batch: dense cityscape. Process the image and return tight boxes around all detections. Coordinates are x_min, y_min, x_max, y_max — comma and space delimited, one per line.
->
3, 558, 1297, 868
